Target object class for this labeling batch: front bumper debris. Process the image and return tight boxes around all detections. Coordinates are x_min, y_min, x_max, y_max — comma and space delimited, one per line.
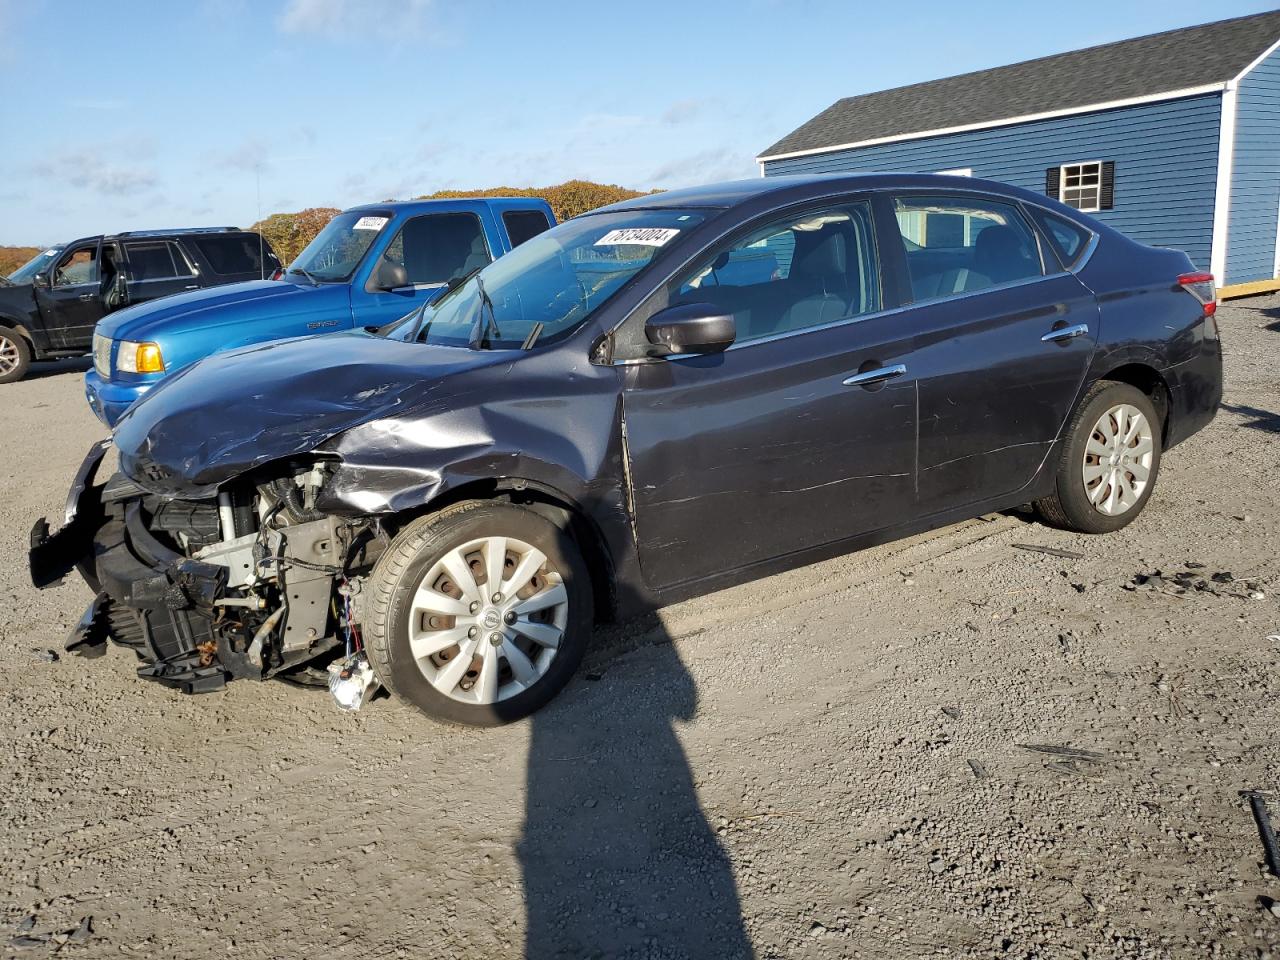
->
29, 439, 110, 589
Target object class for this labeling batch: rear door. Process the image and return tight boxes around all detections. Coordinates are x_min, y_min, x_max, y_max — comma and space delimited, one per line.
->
621, 198, 918, 591
883, 192, 1099, 515
120, 239, 201, 305
32, 237, 105, 349
351, 211, 495, 327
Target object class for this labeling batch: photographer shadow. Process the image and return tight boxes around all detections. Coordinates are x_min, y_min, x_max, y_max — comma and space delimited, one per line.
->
518, 614, 754, 959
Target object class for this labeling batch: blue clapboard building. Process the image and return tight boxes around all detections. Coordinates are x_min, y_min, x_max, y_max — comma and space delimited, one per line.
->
758, 11, 1280, 290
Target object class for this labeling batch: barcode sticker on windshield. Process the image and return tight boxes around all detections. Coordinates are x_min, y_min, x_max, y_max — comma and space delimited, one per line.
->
595, 228, 680, 247
353, 216, 388, 231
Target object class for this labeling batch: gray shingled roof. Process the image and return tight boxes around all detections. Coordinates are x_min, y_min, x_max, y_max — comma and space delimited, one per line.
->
760, 10, 1280, 159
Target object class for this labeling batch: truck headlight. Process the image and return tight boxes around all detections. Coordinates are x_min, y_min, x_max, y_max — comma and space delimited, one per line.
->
117, 340, 165, 374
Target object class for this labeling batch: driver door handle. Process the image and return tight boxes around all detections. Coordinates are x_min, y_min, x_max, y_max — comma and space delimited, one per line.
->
1041, 323, 1089, 343
843, 363, 907, 387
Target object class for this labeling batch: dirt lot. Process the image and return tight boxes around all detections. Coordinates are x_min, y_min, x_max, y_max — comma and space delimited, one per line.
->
1, 298, 1278, 960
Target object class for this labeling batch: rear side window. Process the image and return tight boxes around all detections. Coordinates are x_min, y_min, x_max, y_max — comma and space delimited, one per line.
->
380, 213, 489, 285
892, 195, 1043, 300
123, 241, 194, 281
1028, 208, 1093, 270
189, 235, 274, 276
502, 209, 552, 248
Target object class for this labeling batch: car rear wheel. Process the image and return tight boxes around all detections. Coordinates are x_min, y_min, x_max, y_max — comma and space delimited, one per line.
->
0, 328, 31, 384
364, 501, 593, 726
1034, 381, 1163, 534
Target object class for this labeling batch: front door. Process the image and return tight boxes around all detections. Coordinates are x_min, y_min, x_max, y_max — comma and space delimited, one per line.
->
351, 212, 495, 328
33, 237, 104, 349
884, 193, 1099, 516
620, 199, 918, 592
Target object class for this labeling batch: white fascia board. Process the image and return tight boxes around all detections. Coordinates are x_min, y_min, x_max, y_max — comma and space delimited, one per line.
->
1210, 85, 1238, 285
756, 83, 1228, 163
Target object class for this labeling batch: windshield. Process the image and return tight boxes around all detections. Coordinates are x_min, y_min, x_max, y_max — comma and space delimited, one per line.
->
7, 246, 64, 284
394, 209, 704, 349
288, 211, 390, 282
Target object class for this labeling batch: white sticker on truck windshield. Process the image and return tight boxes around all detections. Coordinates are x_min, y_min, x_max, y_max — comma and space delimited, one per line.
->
594, 227, 679, 247
353, 216, 389, 231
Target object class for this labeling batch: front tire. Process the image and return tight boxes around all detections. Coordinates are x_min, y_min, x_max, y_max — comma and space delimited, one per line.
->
0, 327, 31, 384
1035, 381, 1163, 534
365, 501, 593, 726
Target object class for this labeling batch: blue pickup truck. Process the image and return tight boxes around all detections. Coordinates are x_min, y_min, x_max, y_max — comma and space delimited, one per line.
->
86, 197, 555, 425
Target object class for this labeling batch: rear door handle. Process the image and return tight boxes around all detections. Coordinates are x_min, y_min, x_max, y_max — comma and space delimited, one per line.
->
1041, 323, 1089, 343
843, 363, 907, 387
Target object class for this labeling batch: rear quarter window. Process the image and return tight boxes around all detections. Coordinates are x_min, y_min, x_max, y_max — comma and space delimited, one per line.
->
503, 209, 552, 247
1028, 208, 1094, 270
188, 235, 276, 276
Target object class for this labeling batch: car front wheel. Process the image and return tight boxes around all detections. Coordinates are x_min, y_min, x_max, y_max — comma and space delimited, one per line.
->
1035, 381, 1163, 534
364, 501, 593, 726
0, 328, 31, 384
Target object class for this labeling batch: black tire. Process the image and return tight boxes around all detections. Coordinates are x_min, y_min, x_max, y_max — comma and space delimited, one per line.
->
1034, 381, 1163, 534
0, 327, 31, 384
365, 500, 593, 726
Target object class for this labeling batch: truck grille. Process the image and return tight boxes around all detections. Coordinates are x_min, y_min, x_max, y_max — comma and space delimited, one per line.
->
93, 334, 111, 378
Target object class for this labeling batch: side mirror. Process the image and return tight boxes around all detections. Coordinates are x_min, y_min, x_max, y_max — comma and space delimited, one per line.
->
33, 271, 50, 288
374, 260, 408, 291
644, 303, 735, 356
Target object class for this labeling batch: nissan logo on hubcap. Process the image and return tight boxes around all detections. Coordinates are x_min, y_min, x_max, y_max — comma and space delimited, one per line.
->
480, 608, 501, 630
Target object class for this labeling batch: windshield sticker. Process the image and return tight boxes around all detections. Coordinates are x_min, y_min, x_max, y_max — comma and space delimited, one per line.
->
43, 249, 58, 257
353, 216, 389, 231
595, 227, 680, 248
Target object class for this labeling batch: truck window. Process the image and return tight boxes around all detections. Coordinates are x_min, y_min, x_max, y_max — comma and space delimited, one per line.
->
123, 241, 195, 281
381, 213, 490, 285
53, 248, 97, 287
503, 209, 552, 247
189, 235, 273, 276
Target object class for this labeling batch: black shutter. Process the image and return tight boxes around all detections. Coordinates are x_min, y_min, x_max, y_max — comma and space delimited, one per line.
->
1099, 161, 1116, 209
1045, 166, 1061, 199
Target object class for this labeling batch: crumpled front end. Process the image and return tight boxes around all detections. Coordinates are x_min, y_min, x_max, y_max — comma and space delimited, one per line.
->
30, 443, 383, 693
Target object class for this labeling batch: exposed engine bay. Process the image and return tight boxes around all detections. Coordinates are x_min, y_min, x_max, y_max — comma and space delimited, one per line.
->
34, 441, 386, 698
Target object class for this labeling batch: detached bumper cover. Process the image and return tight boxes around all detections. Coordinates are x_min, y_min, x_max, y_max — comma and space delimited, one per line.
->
29, 439, 110, 589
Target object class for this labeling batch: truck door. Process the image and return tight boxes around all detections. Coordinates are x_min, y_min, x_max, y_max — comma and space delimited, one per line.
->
32, 237, 105, 350
350, 212, 496, 328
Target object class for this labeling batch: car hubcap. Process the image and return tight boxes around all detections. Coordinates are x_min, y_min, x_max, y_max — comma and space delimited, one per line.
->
1082, 403, 1154, 516
0, 336, 18, 375
408, 536, 568, 704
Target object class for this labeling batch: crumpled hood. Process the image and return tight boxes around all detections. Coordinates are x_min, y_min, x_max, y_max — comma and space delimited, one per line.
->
112, 330, 512, 499
96, 279, 347, 342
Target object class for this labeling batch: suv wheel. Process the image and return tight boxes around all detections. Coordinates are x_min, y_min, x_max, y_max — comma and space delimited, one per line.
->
0, 328, 31, 384
365, 501, 593, 726
1035, 381, 1163, 534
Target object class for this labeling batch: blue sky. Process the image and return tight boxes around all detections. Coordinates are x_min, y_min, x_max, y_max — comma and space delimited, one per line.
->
0, 0, 1271, 245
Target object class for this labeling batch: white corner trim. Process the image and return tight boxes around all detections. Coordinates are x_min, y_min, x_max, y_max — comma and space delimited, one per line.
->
1210, 84, 1238, 286
1231, 36, 1280, 83
756, 83, 1228, 164
757, 160, 765, 178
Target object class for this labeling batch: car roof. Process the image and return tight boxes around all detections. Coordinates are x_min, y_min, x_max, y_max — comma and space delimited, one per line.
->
343, 197, 550, 216
590, 173, 1050, 214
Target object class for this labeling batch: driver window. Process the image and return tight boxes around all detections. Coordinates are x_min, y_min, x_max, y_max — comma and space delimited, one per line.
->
53, 248, 98, 287
669, 201, 880, 345
380, 213, 490, 286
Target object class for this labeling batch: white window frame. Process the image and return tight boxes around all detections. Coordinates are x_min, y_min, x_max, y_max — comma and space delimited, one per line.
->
936, 167, 973, 177
1059, 161, 1104, 212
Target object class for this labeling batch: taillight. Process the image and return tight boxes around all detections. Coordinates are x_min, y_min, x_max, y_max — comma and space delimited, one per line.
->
1178, 272, 1217, 317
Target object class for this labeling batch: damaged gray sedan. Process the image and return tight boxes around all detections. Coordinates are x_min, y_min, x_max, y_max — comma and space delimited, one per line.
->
29, 174, 1222, 724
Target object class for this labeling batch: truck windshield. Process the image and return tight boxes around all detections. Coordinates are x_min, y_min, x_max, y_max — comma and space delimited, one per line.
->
7, 246, 64, 285
287, 212, 390, 283
396, 209, 705, 349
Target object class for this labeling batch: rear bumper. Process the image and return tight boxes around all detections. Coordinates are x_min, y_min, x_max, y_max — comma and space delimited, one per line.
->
1164, 338, 1223, 449
84, 370, 152, 427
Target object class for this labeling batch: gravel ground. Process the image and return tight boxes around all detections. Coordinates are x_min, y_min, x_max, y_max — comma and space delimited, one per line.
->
1, 299, 1278, 960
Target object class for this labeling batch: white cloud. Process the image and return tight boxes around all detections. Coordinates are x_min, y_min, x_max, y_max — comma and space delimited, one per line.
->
278, 0, 435, 39
42, 150, 158, 196
647, 148, 756, 188
661, 98, 711, 126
